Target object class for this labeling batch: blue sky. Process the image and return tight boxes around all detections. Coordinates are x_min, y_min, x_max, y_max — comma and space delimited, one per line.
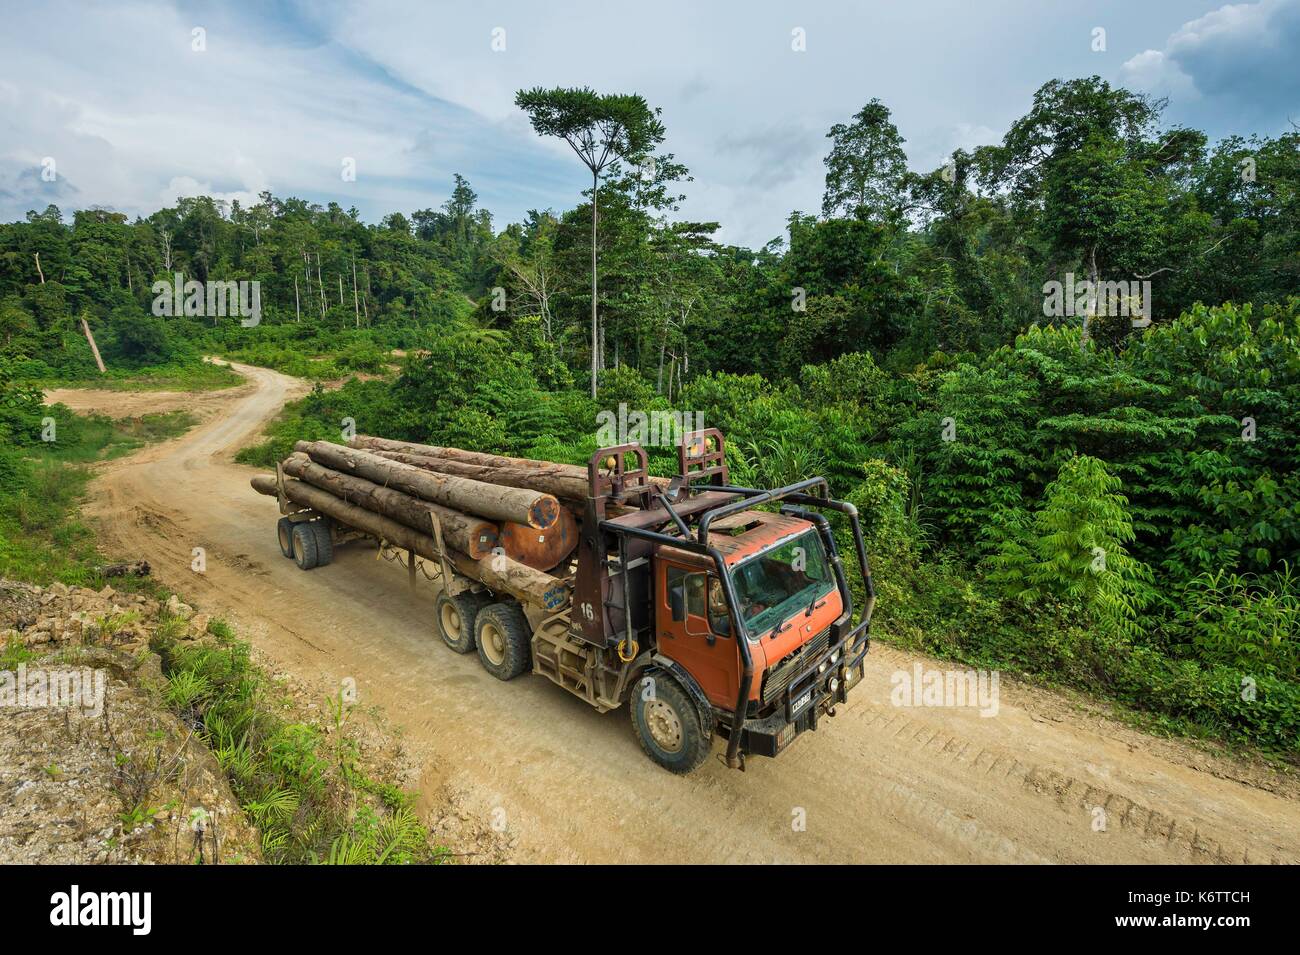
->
1, 0, 1296, 248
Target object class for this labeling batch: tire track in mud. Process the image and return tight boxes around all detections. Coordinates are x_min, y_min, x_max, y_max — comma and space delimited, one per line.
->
846, 703, 1295, 864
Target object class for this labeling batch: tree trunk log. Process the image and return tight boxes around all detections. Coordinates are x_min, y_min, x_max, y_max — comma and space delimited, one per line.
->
295, 440, 560, 528
281, 452, 497, 558
250, 474, 567, 608
352, 439, 672, 500
497, 506, 578, 572
351, 435, 580, 473
369, 450, 594, 502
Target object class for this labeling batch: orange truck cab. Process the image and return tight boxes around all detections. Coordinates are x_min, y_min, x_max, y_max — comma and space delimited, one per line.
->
572, 429, 875, 772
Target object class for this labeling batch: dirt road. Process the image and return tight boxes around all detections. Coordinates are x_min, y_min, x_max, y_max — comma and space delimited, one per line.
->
77, 363, 1300, 863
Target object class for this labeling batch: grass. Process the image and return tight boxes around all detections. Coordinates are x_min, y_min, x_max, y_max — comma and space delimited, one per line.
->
0, 409, 196, 588
0, 395, 441, 864
36, 360, 242, 392
39, 409, 197, 464
150, 620, 444, 864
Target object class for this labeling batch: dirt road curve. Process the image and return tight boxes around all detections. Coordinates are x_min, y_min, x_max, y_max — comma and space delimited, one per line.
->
75, 362, 1300, 863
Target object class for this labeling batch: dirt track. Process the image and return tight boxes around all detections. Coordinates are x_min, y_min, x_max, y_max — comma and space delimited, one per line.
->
75, 362, 1300, 863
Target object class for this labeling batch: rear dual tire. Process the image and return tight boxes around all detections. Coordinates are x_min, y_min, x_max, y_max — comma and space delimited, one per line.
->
287, 519, 332, 570
474, 602, 531, 681
436, 590, 492, 654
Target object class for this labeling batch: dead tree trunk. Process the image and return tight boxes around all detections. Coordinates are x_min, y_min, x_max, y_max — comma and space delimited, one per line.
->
80, 317, 106, 374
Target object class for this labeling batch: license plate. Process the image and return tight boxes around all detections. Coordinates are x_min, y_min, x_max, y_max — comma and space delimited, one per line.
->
791, 689, 812, 716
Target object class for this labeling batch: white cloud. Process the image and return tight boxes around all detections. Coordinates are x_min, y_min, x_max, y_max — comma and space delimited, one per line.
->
1121, 0, 1300, 127
2, 0, 1294, 246
1119, 49, 1200, 101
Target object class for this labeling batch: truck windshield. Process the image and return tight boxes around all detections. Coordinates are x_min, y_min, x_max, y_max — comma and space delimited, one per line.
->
729, 530, 834, 636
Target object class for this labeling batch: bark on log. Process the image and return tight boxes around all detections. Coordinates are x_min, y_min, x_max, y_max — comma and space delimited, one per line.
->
497, 506, 579, 572
250, 474, 568, 608
294, 440, 560, 529
352, 436, 671, 493
281, 452, 497, 558
351, 435, 568, 472
370, 450, 593, 502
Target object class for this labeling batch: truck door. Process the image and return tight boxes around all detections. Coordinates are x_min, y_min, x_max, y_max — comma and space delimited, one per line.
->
656, 561, 738, 708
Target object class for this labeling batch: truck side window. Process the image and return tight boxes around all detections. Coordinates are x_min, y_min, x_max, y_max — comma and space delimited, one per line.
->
667, 566, 705, 621
684, 573, 705, 617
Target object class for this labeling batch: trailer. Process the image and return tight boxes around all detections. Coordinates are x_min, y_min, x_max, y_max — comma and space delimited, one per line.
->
255, 429, 875, 773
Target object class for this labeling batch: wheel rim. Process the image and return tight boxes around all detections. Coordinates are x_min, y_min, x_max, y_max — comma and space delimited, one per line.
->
480, 621, 506, 666
278, 524, 291, 551
645, 699, 684, 753
440, 603, 462, 640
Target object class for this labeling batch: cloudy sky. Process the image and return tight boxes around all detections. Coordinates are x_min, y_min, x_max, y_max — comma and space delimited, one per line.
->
2, 0, 1297, 248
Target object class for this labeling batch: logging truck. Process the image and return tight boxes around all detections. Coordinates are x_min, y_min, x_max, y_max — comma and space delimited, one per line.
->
252, 429, 875, 773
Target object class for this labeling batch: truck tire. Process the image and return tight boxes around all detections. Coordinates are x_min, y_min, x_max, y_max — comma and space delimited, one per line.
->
309, 519, 333, 566
630, 673, 711, 774
276, 518, 296, 558
291, 523, 320, 570
474, 601, 531, 680
436, 590, 488, 654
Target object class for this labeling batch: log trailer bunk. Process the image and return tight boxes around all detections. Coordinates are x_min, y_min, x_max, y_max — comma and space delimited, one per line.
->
274, 429, 876, 773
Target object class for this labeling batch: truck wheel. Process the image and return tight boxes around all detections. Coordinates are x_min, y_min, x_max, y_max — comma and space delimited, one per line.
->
309, 520, 333, 566
474, 602, 531, 680
631, 674, 711, 774
291, 523, 320, 570
276, 518, 296, 558
436, 590, 487, 654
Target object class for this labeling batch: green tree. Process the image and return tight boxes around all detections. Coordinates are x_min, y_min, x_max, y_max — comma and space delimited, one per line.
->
107, 305, 171, 366
515, 87, 667, 397
822, 99, 909, 223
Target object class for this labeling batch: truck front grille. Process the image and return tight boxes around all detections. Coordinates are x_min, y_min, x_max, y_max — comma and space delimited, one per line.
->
760, 630, 829, 705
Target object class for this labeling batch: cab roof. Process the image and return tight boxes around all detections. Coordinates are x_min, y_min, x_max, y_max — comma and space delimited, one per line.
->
658, 509, 813, 568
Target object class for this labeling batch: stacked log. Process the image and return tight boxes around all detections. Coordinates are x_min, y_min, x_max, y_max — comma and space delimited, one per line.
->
294, 440, 560, 528
349, 435, 672, 503
368, 449, 592, 502
250, 474, 567, 608
280, 452, 497, 559
350, 435, 574, 472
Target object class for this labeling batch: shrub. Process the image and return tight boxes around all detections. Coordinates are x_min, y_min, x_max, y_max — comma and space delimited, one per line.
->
986, 455, 1154, 640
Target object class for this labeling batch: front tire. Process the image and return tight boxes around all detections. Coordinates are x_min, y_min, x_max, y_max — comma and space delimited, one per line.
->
630, 673, 711, 774
474, 602, 531, 680
436, 590, 489, 654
